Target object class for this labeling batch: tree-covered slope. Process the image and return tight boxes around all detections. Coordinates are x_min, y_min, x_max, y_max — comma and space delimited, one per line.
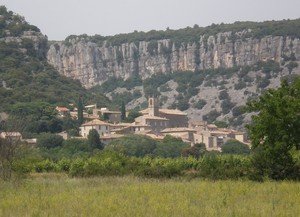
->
0, 6, 110, 113
65, 18, 300, 46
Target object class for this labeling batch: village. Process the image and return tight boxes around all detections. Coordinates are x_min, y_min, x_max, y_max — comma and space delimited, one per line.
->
52, 97, 249, 151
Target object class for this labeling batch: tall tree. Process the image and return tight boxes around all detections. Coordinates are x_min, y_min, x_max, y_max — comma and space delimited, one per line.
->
246, 77, 300, 180
120, 101, 126, 121
87, 129, 103, 150
77, 96, 84, 125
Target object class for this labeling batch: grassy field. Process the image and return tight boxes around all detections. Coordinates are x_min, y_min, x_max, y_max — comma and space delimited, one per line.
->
0, 174, 299, 217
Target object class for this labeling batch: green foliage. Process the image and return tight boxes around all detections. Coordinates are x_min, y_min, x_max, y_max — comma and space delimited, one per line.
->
219, 90, 230, 100
221, 99, 236, 114
287, 61, 298, 73
257, 77, 270, 89
65, 18, 300, 46
247, 77, 300, 180
203, 110, 221, 123
182, 143, 206, 159
222, 139, 250, 155
87, 129, 103, 150
214, 121, 228, 128
125, 110, 142, 123
154, 135, 189, 158
77, 96, 84, 125
147, 40, 158, 56
193, 99, 207, 109
234, 80, 247, 90
0, 7, 111, 116
232, 106, 246, 117
106, 135, 157, 157
37, 133, 64, 149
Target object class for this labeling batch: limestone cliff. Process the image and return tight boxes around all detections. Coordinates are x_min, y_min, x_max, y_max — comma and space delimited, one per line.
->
47, 28, 300, 88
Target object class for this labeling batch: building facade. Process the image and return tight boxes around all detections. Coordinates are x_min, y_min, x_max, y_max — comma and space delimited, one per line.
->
79, 119, 111, 138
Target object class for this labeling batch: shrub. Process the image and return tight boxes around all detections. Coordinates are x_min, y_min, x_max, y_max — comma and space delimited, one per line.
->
219, 90, 229, 100
106, 135, 157, 157
234, 81, 247, 90
37, 133, 64, 149
221, 99, 235, 114
221, 139, 250, 155
194, 99, 207, 109
203, 110, 221, 123
182, 143, 206, 159
214, 121, 228, 128
154, 135, 189, 158
34, 159, 56, 173
232, 106, 245, 117
258, 77, 270, 89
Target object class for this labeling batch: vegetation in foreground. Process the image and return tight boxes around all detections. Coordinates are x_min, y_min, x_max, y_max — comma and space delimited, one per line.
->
0, 174, 299, 217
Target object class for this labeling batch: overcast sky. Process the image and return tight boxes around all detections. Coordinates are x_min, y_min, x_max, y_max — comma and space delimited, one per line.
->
1, 0, 300, 40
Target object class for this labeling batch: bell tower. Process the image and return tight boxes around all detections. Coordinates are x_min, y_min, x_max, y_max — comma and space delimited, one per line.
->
148, 97, 159, 116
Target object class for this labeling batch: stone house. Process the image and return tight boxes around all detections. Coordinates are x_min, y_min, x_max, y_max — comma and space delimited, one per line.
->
161, 128, 196, 144
79, 119, 111, 138
93, 107, 121, 123
55, 106, 70, 117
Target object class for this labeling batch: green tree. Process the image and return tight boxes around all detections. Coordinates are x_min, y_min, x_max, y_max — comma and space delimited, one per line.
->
77, 96, 84, 125
37, 133, 64, 149
154, 135, 189, 158
246, 77, 300, 180
87, 129, 103, 150
105, 135, 157, 157
221, 139, 250, 155
182, 143, 206, 158
120, 101, 126, 121
125, 110, 142, 123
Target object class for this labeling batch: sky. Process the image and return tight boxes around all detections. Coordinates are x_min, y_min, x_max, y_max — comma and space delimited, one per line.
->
1, 0, 300, 40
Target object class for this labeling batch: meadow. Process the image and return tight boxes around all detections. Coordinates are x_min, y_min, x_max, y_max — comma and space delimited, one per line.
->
0, 174, 299, 217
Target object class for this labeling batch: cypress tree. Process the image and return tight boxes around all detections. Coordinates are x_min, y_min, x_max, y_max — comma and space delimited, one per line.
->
77, 96, 84, 125
87, 129, 103, 150
120, 101, 126, 121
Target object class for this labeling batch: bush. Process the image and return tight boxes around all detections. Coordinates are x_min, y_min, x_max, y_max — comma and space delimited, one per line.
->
234, 81, 247, 90
154, 135, 189, 158
203, 110, 221, 123
232, 106, 245, 117
221, 139, 250, 155
258, 77, 270, 89
37, 133, 64, 149
197, 155, 252, 180
194, 99, 207, 109
182, 143, 206, 159
221, 99, 235, 114
106, 135, 157, 157
219, 90, 229, 100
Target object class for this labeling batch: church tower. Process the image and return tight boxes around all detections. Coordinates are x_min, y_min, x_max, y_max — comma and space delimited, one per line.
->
148, 97, 159, 116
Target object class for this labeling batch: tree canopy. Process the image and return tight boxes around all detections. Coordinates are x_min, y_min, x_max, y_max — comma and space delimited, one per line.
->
221, 139, 250, 155
106, 135, 157, 157
246, 76, 300, 180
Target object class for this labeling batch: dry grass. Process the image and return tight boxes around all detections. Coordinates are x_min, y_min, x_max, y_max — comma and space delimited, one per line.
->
0, 174, 299, 217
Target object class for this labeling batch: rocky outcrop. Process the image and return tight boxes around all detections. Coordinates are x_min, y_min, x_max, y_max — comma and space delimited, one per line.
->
1, 30, 48, 58
47, 31, 300, 88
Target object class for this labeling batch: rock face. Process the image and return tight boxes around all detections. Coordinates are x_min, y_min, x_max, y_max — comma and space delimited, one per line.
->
47, 31, 300, 88
0, 30, 48, 59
